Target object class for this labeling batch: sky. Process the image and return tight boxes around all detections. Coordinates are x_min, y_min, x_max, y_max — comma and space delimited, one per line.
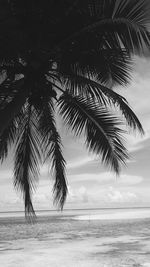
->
0, 56, 150, 212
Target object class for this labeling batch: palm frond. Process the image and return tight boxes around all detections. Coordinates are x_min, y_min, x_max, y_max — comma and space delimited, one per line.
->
58, 93, 128, 174
58, 70, 108, 105
36, 99, 67, 209
96, 49, 132, 86
58, 48, 132, 86
59, 73, 144, 134
92, 83, 144, 134
52, 0, 150, 55
92, 0, 150, 53
14, 103, 42, 217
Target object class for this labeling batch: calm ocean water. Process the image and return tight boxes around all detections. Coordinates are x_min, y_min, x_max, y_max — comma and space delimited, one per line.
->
0, 208, 150, 267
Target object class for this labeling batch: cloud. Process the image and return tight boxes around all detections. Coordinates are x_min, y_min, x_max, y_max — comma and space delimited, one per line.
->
67, 184, 139, 207
66, 173, 143, 206
107, 187, 137, 203
39, 155, 96, 175
67, 185, 89, 204
0, 183, 24, 211
69, 172, 114, 183
116, 174, 143, 185
66, 155, 96, 170
78, 186, 89, 203
126, 132, 150, 153
69, 172, 143, 185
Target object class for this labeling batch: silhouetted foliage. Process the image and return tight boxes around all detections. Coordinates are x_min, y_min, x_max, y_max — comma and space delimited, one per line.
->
0, 0, 149, 217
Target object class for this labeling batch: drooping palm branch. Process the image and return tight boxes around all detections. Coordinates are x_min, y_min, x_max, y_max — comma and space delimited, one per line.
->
14, 103, 42, 216
35, 98, 68, 209
0, 0, 149, 216
58, 73, 144, 133
58, 93, 128, 174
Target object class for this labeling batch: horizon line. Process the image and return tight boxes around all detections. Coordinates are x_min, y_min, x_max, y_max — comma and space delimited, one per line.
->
1, 206, 150, 213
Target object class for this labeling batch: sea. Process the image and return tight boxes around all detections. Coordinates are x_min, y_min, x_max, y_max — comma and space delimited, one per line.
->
0, 207, 150, 267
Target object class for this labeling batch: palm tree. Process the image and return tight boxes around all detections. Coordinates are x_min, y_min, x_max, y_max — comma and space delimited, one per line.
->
0, 0, 149, 217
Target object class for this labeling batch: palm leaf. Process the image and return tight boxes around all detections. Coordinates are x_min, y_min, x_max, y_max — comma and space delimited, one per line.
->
58, 48, 132, 86
59, 73, 144, 134
52, 0, 150, 54
35, 99, 67, 209
58, 93, 128, 174
94, 83, 144, 134
14, 103, 42, 217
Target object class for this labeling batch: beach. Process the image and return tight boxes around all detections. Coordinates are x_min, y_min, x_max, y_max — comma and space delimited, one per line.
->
0, 208, 150, 266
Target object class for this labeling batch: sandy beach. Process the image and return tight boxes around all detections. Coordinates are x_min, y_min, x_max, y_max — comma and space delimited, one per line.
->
0, 209, 150, 266
1, 234, 150, 267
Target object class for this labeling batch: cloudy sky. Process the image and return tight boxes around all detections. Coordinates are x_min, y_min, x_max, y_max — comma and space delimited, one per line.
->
0, 56, 150, 212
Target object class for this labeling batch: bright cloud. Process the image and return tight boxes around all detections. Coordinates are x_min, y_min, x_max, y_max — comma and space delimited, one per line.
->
67, 185, 89, 204
116, 174, 143, 185
66, 184, 140, 207
107, 187, 137, 203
